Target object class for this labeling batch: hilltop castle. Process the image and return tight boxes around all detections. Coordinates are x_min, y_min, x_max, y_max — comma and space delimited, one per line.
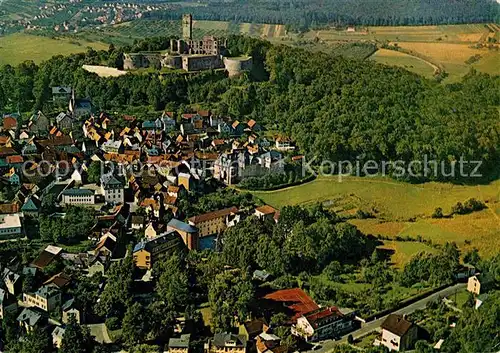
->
123, 14, 252, 75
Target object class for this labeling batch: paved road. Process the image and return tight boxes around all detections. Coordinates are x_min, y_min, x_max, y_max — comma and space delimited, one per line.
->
304, 283, 466, 353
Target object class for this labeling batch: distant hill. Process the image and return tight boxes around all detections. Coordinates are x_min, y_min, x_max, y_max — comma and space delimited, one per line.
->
142, 0, 500, 30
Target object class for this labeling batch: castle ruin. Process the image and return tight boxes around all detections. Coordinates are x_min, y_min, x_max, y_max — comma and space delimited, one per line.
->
123, 14, 252, 76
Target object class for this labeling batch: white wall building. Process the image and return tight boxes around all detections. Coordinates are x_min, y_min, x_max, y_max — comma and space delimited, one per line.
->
0, 213, 22, 237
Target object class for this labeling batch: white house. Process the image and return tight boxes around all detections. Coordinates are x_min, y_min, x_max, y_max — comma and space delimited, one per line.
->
0, 213, 22, 238
100, 174, 124, 204
61, 188, 96, 205
380, 314, 418, 352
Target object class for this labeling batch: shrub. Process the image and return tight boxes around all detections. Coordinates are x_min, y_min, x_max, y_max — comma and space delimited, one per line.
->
105, 316, 121, 331
432, 207, 444, 218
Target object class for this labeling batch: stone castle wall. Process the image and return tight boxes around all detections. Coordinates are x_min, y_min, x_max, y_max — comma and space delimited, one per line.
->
223, 57, 253, 77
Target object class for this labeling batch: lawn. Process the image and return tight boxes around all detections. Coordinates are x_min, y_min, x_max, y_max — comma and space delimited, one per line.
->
0, 33, 108, 66
251, 176, 499, 219
251, 176, 500, 257
375, 240, 439, 268
447, 288, 470, 308
371, 48, 436, 78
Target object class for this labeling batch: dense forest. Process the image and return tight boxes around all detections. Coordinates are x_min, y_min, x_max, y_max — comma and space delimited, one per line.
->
0, 35, 498, 181
142, 0, 500, 30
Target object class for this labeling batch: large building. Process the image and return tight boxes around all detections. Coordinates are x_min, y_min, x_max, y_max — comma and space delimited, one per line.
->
123, 14, 251, 75
133, 230, 184, 269
204, 333, 247, 353
291, 307, 355, 342
0, 213, 23, 238
188, 206, 238, 237
61, 188, 96, 205
100, 174, 124, 204
22, 285, 61, 312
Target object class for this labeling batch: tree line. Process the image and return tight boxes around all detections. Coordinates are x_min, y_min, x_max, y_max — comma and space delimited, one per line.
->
143, 0, 499, 32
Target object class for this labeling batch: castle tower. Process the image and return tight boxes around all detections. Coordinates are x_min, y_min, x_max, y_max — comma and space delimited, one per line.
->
182, 14, 193, 40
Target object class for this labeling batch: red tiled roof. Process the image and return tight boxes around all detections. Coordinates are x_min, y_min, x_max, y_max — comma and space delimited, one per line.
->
188, 206, 238, 224
3, 116, 17, 130
305, 307, 342, 327
247, 119, 257, 128
198, 110, 210, 117
43, 272, 71, 288
255, 205, 277, 215
182, 113, 196, 119
6, 155, 23, 164
0, 203, 20, 214
263, 288, 319, 322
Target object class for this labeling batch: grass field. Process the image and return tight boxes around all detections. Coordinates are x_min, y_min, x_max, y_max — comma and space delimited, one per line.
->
395, 42, 500, 81
302, 24, 492, 44
0, 33, 108, 66
251, 176, 500, 257
300, 23, 499, 81
371, 48, 437, 78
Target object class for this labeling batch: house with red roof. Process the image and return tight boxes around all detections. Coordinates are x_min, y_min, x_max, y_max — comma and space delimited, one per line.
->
291, 306, 356, 342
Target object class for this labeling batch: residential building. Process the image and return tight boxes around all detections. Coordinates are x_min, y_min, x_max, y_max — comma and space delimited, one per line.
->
61, 188, 96, 205
131, 215, 145, 230
380, 314, 418, 352
205, 333, 247, 353
101, 140, 122, 154
52, 326, 66, 348
178, 172, 192, 191
100, 174, 125, 204
69, 97, 93, 118
167, 218, 199, 250
28, 111, 50, 135
56, 112, 73, 130
292, 307, 355, 342
23, 285, 61, 312
0, 213, 22, 238
94, 233, 117, 258
239, 318, 269, 341
62, 298, 83, 324
133, 230, 184, 270
467, 274, 493, 295
0, 288, 17, 319
17, 307, 45, 333
31, 245, 63, 270
21, 196, 41, 216
168, 334, 191, 353
256, 333, 286, 353
87, 255, 108, 277
254, 205, 278, 221
2, 268, 22, 295
43, 272, 71, 289
188, 207, 238, 237
275, 137, 294, 151
2, 114, 18, 131
52, 86, 72, 102
455, 264, 476, 281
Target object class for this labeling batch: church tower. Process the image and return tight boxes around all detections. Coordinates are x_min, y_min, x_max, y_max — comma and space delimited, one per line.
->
182, 14, 193, 40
